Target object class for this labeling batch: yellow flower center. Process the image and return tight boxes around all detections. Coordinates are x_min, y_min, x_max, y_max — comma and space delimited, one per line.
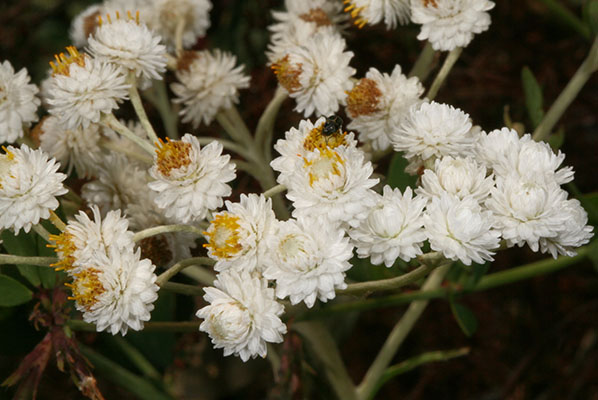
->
48, 232, 78, 272
155, 138, 192, 177
303, 121, 348, 152
271, 55, 303, 93
66, 267, 105, 311
97, 10, 140, 26
49, 46, 87, 77
304, 148, 344, 186
203, 214, 243, 259
346, 78, 382, 117
343, 0, 368, 28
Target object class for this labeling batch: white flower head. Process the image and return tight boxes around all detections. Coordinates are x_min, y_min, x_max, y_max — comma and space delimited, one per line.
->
473, 127, 522, 171
203, 194, 278, 274
37, 116, 104, 178
70, 246, 159, 335
390, 101, 474, 162
0, 146, 67, 234
423, 194, 500, 265
346, 66, 424, 151
486, 174, 569, 251
145, 0, 212, 50
69, 4, 105, 48
263, 216, 354, 307
349, 186, 427, 267
197, 270, 286, 362
0, 60, 40, 143
270, 117, 358, 185
88, 11, 167, 84
285, 146, 379, 227
271, 30, 355, 117
148, 134, 236, 224
46, 47, 130, 130
417, 156, 494, 203
171, 50, 250, 127
411, 0, 495, 51
344, 0, 411, 29
539, 199, 594, 258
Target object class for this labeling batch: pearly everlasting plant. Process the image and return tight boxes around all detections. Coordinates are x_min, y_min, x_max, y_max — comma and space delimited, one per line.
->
2, 2, 596, 399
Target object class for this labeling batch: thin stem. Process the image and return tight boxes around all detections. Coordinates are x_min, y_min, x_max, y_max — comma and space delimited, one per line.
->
216, 112, 247, 147
99, 138, 153, 164
156, 257, 215, 286
69, 319, 200, 332
128, 73, 160, 144
262, 184, 287, 198
224, 105, 254, 148
133, 224, 204, 242
159, 281, 204, 296
142, 79, 179, 139
426, 47, 463, 101
196, 137, 260, 164
109, 336, 161, 380
357, 263, 451, 399
255, 87, 287, 162
338, 264, 435, 296
533, 37, 598, 142
101, 113, 155, 155
49, 210, 66, 232
32, 224, 51, 243
408, 42, 437, 82
0, 254, 56, 266
174, 17, 186, 57
180, 265, 216, 286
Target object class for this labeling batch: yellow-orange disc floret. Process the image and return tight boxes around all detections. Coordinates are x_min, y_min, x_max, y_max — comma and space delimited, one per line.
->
303, 121, 348, 152
49, 46, 87, 77
271, 55, 303, 93
346, 77, 382, 117
203, 213, 243, 259
155, 137, 192, 177
47, 232, 77, 272
343, 0, 368, 28
97, 10, 140, 27
66, 267, 105, 311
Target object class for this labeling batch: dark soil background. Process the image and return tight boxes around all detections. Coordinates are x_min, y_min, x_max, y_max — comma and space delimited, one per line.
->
0, 0, 597, 399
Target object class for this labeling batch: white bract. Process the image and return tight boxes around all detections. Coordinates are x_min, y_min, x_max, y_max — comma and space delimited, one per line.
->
197, 270, 286, 362
539, 199, 593, 258
0, 146, 67, 234
344, 0, 411, 29
350, 186, 427, 267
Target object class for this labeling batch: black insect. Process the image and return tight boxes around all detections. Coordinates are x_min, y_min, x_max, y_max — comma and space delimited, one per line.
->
322, 115, 343, 136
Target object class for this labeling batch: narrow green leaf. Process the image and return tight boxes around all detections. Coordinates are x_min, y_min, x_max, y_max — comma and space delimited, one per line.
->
1, 231, 41, 286
387, 153, 417, 191
449, 300, 478, 337
0, 275, 33, 307
547, 126, 565, 150
521, 67, 544, 129
583, 0, 598, 36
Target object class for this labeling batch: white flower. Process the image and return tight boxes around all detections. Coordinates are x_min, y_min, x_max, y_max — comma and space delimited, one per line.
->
284, 146, 379, 227
88, 12, 167, 83
539, 199, 594, 258
270, 117, 358, 185
346, 66, 424, 151
203, 194, 277, 274
0, 146, 67, 234
0, 60, 40, 143
486, 174, 569, 251
344, 0, 411, 29
52, 206, 135, 273
145, 0, 212, 50
476, 128, 574, 186
171, 50, 250, 127
197, 270, 286, 362
81, 153, 150, 215
271, 30, 355, 117
390, 101, 474, 162
70, 246, 158, 335
411, 0, 495, 51
37, 116, 104, 178
46, 47, 130, 130
148, 134, 236, 224
417, 156, 494, 203
423, 194, 500, 265
263, 216, 354, 307
69, 4, 104, 48
349, 186, 427, 267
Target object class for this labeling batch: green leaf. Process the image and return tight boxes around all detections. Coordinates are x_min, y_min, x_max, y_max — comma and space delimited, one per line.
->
449, 299, 478, 337
1, 231, 41, 287
0, 275, 33, 307
463, 263, 490, 290
583, 0, 598, 36
387, 153, 417, 191
547, 126, 565, 150
521, 67, 544, 129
